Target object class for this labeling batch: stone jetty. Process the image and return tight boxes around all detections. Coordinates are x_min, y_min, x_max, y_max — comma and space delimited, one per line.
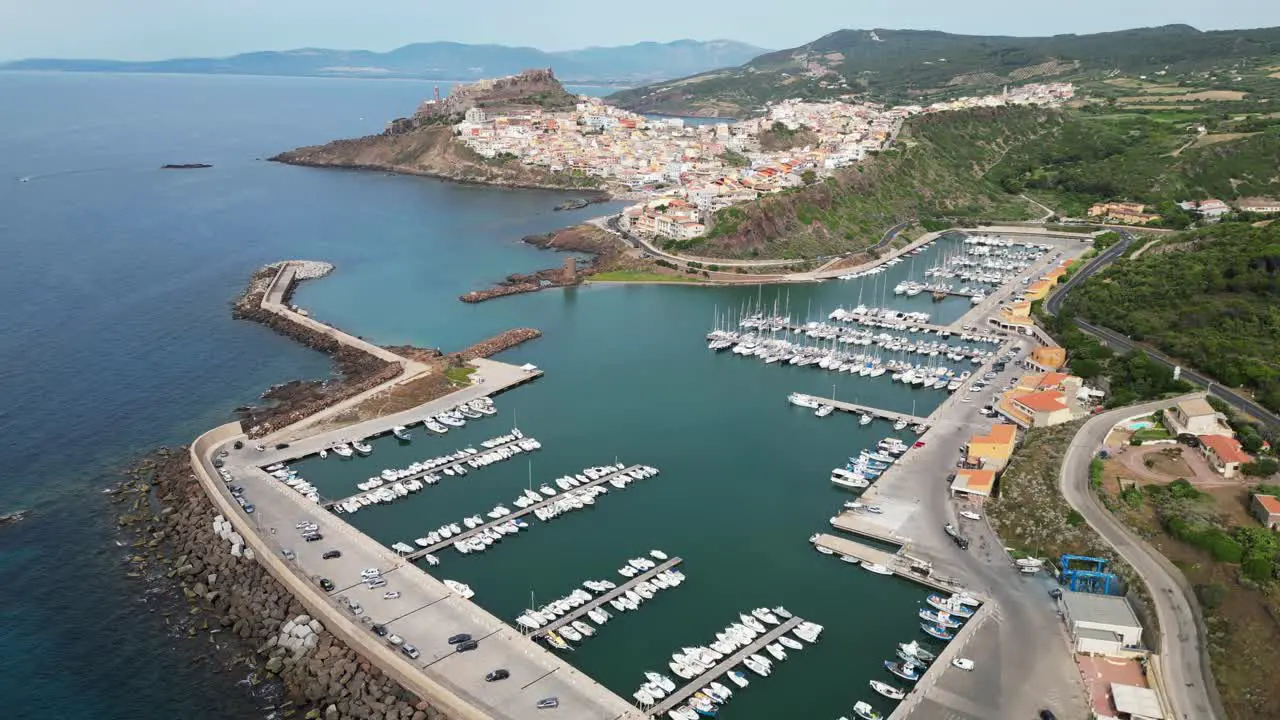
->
118, 449, 444, 720
453, 328, 542, 361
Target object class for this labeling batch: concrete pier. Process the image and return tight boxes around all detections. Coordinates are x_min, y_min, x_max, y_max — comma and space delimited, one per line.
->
531, 557, 685, 638
782, 318, 1006, 344
406, 464, 648, 560
648, 617, 805, 717
829, 512, 911, 545
322, 435, 533, 510
790, 394, 930, 427
814, 533, 965, 595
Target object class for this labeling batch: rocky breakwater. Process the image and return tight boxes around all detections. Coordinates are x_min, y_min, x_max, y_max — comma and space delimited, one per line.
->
118, 449, 443, 720
232, 262, 401, 437
453, 328, 542, 362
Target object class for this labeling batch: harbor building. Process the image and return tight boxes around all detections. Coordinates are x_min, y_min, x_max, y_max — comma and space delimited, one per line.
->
1162, 398, 1231, 438
1060, 590, 1144, 657
1024, 346, 1067, 372
1198, 434, 1252, 478
950, 468, 996, 502
1251, 494, 1280, 530
965, 424, 1018, 470
996, 372, 1086, 428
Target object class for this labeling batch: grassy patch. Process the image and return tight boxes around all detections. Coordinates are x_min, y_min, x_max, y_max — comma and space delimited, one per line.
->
444, 366, 476, 385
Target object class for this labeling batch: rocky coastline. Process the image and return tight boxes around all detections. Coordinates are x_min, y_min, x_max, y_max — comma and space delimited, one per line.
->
0, 509, 30, 527
453, 328, 542, 361
116, 449, 440, 720
232, 263, 401, 437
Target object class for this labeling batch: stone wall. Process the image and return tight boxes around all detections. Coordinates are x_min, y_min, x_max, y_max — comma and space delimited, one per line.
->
452, 328, 543, 362
119, 449, 443, 720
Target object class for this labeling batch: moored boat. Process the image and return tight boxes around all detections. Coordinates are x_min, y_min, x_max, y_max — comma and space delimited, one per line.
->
869, 679, 905, 700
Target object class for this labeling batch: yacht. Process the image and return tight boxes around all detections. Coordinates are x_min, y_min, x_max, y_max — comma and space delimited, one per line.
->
869, 679, 906, 700
424, 420, 448, 434
787, 392, 819, 409
859, 413, 873, 426
815, 404, 834, 418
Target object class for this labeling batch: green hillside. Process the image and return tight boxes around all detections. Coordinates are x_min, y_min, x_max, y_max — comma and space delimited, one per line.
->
988, 114, 1280, 218
690, 106, 1054, 259
1062, 223, 1280, 411
610, 25, 1280, 116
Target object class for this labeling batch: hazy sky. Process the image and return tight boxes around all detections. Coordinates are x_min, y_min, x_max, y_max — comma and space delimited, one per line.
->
3, 0, 1280, 60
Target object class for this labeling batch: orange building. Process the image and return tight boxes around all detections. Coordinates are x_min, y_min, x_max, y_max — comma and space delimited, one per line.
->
951, 468, 997, 501
1027, 346, 1067, 372
967, 424, 1018, 470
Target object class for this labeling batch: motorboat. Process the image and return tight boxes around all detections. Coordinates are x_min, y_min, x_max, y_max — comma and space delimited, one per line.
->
778, 636, 802, 651
392, 426, 411, 441
544, 631, 568, 650
772, 606, 793, 619
787, 392, 819, 409
443, 579, 475, 599
331, 444, 353, 458
925, 595, 974, 617
559, 626, 582, 642
650, 549, 668, 561
726, 671, 748, 688
742, 658, 770, 677
765, 643, 787, 661
853, 701, 884, 720
646, 672, 676, 692
869, 679, 905, 700
918, 608, 962, 628
862, 562, 893, 575
898, 640, 936, 664
815, 404, 834, 418
352, 440, 373, 455
424, 420, 448, 434
751, 608, 780, 625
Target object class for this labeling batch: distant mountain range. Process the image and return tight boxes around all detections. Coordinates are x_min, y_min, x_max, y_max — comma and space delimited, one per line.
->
609, 24, 1280, 116
0, 39, 768, 85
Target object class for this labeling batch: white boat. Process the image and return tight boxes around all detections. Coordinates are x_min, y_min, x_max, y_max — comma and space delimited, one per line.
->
772, 606, 793, 619
650, 549, 668, 561
952, 657, 975, 671
331, 444, 353, 458
862, 562, 893, 575
778, 636, 802, 651
870, 679, 905, 700
853, 700, 884, 720
352, 440, 373, 455
815, 404, 834, 418
391, 425, 411, 441
726, 671, 748, 688
443, 579, 474, 599
742, 658, 770, 677
787, 392, 820, 409
765, 643, 787, 661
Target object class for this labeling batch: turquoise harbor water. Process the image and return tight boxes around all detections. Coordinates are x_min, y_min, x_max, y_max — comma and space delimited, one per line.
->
0, 72, 981, 719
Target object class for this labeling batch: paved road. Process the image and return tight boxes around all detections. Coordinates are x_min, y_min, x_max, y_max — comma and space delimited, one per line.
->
1059, 397, 1225, 720
1043, 231, 1280, 429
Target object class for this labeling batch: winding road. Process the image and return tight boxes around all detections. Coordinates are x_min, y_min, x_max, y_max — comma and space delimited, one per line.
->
1060, 398, 1225, 720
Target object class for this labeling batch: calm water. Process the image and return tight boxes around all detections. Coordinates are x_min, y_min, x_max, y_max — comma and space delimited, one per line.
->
0, 72, 980, 719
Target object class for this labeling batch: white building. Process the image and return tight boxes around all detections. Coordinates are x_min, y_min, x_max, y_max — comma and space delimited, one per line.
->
463, 107, 487, 123
1060, 591, 1144, 656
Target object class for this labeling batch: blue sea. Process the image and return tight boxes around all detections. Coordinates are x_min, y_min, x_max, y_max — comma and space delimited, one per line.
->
0, 72, 979, 720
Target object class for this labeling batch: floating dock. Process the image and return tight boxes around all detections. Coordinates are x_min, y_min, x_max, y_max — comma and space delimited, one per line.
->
532, 557, 684, 638
648, 616, 805, 717
321, 435, 532, 510
790, 394, 931, 427
405, 464, 646, 560
782, 318, 1005, 343
829, 512, 910, 545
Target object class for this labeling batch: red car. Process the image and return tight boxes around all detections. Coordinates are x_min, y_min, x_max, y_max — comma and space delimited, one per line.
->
913, 441, 926, 449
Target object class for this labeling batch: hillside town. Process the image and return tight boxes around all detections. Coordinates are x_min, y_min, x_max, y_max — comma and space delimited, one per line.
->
448, 79, 1075, 241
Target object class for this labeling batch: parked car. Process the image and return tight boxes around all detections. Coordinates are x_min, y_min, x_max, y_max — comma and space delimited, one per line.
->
304, 533, 323, 542
372, 624, 388, 637
274, 442, 290, 450
447, 633, 472, 645
486, 669, 510, 682
242, 504, 255, 514
346, 602, 363, 615
401, 644, 420, 660
318, 578, 335, 592
455, 640, 479, 652
281, 549, 296, 561
322, 550, 342, 560
386, 634, 404, 646
365, 578, 388, 589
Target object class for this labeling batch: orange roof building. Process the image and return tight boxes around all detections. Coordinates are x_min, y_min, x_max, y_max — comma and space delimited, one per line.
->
1198, 434, 1252, 478
967, 424, 1018, 469
951, 468, 997, 500
1253, 495, 1280, 529
1028, 346, 1067, 372
996, 371, 1083, 428
1024, 279, 1054, 301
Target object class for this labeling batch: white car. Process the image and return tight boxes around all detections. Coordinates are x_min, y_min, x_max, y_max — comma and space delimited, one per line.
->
952, 657, 975, 671
960, 511, 982, 521
359, 568, 381, 578
383, 591, 401, 600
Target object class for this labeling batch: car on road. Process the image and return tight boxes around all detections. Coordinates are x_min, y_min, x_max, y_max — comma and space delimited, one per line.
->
322, 550, 341, 560
455, 639, 479, 652
372, 624, 388, 637
486, 669, 510, 682
400, 644, 420, 660
447, 633, 472, 645
318, 578, 335, 592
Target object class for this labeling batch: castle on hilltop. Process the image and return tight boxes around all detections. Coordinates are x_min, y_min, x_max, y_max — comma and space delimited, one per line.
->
414, 68, 560, 119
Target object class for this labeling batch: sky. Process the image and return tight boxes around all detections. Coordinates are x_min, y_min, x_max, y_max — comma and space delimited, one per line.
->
2, 0, 1280, 61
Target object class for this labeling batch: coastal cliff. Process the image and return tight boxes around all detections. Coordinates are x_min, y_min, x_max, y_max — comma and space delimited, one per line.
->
270, 69, 605, 193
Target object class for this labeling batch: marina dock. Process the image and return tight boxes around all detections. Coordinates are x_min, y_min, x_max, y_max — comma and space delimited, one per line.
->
531, 557, 685, 638
780, 319, 1005, 343
790, 394, 931, 427
406, 464, 646, 560
321, 435, 533, 510
816, 533, 970, 595
648, 617, 805, 717
830, 512, 910, 545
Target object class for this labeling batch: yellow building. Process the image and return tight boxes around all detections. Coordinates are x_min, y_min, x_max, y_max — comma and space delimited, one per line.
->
1023, 279, 1053, 302
996, 372, 1084, 428
967, 424, 1018, 470
995, 299, 1034, 331
1027, 346, 1067, 372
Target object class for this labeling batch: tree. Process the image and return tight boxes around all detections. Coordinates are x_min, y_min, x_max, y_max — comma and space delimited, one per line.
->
1242, 458, 1279, 477
801, 169, 817, 185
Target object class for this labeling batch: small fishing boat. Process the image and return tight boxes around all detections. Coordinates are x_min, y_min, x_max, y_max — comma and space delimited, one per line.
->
862, 562, 893, 575
920, 623, 954, 641
869, 679, 905, 700
884, 660, 922, 682
853, 701, 884, 720
391, 426, 411, 441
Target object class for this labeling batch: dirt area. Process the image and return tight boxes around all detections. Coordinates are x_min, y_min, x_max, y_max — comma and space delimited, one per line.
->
1105, 445, 1232, 488
1193, 132, 1259, 148
1076, 655, 1150, 718
1118, 90, 1247, 103
308, 367, 457, 434
1099, 481, 1280, 719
